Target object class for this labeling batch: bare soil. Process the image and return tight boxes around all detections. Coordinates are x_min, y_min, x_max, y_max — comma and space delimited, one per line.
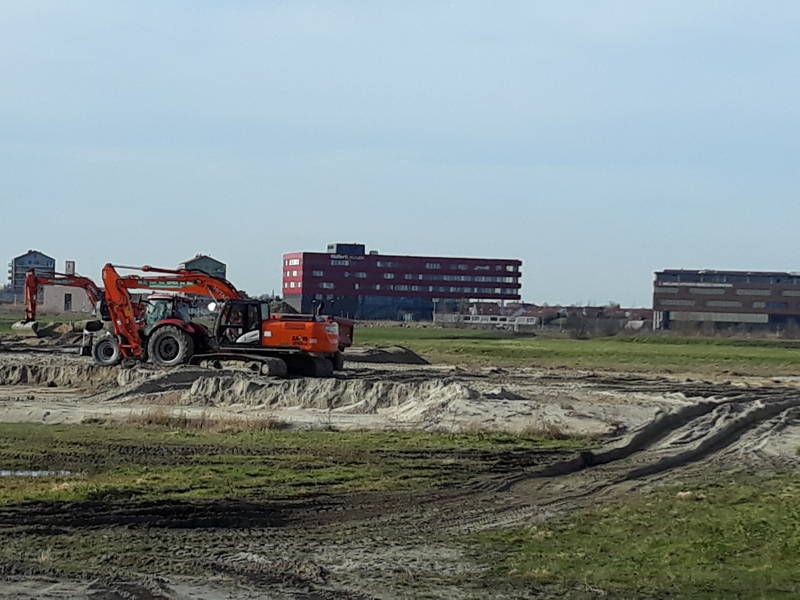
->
1, 348, 800, 598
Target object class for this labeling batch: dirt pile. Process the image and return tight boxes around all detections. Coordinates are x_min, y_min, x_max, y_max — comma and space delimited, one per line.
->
269, 300, 298, 314
34, 322, 76, 337
0, 355, 669, 435
184, 374, 476, 413
0, 359, 151, 389
166, 371, 621, 435
0, 354, 715, 436
344, 345, 429, 365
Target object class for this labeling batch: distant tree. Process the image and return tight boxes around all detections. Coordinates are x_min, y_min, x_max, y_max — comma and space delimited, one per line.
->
565, 307, 592, 339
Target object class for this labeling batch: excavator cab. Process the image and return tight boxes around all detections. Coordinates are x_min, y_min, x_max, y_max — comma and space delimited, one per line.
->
213, 299, 269, 347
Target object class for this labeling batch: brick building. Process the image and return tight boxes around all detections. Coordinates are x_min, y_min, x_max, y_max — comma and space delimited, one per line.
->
282, 243, 522, 320
653, 269, 800, 330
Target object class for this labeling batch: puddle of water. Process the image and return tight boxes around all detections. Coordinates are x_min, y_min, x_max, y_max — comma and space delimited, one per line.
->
0, 470, 76, 477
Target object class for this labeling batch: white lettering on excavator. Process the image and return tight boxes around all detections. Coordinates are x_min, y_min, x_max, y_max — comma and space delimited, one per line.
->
263, 331, 272, 337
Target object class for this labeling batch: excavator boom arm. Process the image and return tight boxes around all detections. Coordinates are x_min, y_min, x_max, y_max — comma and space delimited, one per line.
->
22, 270, 102, 322
101, 264, 241, 358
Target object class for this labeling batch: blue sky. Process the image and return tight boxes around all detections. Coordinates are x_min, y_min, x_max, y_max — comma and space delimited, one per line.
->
2, 1, 798, 305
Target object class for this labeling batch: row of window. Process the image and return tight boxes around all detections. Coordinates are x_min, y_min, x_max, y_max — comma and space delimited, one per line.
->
14, 260, 54, 267
657, 273, 800, 285
461, 315, 538, 324
284, 281, 517, 294
327, 257, 517, 272
660, 299, 797, 310
285, 257, 520, 273
300, 270, 517, 283
657, 287, 800, 298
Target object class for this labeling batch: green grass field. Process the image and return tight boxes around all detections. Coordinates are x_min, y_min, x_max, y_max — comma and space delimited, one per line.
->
357, 326, 800, 376
0, 423, 587, 504
477, 473, 800, 598
0, 309, 86, 334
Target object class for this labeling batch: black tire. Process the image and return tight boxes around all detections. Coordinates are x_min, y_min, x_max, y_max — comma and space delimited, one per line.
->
331, 351, 345, 371
92, 337, 122, 366
147, 326, 194, 367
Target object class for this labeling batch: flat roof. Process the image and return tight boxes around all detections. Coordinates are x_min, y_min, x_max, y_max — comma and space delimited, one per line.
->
657, 269, 800, 277
285, 250, 521, 264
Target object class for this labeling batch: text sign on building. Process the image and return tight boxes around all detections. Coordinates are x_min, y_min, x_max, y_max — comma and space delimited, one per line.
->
330, 254, 365, 261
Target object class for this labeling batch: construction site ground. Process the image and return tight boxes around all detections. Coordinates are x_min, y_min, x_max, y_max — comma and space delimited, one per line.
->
2, 327, 800, 598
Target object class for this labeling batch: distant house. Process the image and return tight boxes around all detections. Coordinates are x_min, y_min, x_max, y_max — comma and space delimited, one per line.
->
40, 285, 95, 314
39, 260, 96, 315
179, 254, 227, 280
8, 250, 55, 293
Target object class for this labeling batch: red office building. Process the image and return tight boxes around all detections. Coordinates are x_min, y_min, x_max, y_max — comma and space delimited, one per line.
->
282, 243, 522, 320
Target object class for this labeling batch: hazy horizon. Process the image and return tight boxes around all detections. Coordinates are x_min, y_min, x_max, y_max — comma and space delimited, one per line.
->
3, 2, 799, 307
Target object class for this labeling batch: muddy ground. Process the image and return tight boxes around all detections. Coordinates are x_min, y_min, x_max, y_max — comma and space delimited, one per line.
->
1, 347, 800, 598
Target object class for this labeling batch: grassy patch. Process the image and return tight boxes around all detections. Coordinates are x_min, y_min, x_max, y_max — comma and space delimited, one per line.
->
477, 473, 800, 598
121, 407, 292, 431
0, 309, 87, 334
357, 327, 800, 375
0, 423, 588, 504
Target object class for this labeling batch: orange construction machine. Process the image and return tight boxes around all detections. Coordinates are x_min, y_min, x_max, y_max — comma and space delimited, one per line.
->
93, 264, 353, 377
12, 270, 103, 337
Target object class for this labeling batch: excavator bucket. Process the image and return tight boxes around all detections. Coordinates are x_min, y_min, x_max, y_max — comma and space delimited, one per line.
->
11, 320, 40, 337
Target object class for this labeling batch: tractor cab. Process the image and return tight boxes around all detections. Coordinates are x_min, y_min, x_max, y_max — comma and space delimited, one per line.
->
211, 299, 271, 347
143, 294, 193, 335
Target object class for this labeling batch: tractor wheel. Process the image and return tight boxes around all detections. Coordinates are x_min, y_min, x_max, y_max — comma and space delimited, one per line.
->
331, 351, 345, 371
92, 336, 122, 367
147, 326, 194, 367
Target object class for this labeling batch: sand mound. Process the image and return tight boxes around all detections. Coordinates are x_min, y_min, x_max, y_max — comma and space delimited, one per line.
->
269, 300, 298, 314
0, 361, 149, 389
182, 375, 475, 413
0, 359, 633, 436
35, 322, 75, 337
344, 346, 429, 365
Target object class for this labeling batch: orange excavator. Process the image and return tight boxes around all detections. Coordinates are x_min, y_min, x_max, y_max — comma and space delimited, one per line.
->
93, 264, 353, 377
11, 270, 103, 337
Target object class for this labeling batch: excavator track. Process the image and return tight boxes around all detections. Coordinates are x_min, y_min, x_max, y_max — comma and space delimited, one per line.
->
190, 352, 336, 378
190, 353, 289, 377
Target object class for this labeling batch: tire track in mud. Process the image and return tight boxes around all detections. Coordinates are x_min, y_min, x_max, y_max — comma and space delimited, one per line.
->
442, 389, 800, 532
345, 388, 800, 535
